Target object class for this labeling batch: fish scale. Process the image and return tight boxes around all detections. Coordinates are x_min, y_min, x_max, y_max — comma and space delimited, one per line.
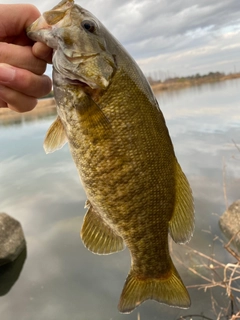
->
27, 0, 194, 314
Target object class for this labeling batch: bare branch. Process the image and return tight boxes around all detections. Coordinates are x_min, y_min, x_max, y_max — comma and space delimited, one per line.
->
222, 157, 228, 209
232, 139, 240, 153
177, 315, 215, 320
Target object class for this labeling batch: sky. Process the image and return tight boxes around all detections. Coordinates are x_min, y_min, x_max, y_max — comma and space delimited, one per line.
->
1, 0, 240, 79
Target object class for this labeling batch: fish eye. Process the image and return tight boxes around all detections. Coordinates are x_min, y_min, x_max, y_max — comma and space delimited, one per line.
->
82, 20, 96, 33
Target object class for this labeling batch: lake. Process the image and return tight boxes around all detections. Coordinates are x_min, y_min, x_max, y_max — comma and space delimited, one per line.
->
0, 79, 240, 320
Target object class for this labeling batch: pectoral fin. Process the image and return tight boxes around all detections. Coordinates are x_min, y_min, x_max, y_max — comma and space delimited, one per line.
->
169, 161, 194, 244
43, 116, 68, 154
75, 92, 112, 133
81, 202, 125, 255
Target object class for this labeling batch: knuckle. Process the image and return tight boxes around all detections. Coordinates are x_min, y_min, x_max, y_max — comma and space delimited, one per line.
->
24, 46, 47, 75
17, 71, 33, 91
31, 59, 47, 76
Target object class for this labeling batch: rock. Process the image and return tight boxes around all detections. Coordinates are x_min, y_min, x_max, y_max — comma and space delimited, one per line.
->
0, 213, 26, 266
219, 200, 240, 252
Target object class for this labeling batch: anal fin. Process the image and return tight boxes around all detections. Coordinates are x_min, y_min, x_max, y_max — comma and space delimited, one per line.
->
80, 202, 125, 255
169, 161, 194, 244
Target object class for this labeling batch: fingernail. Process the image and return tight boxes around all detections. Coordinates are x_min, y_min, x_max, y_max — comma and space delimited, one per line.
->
0, 64, 16, 83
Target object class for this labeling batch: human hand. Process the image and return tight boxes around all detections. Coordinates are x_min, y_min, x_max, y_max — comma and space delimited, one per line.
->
0, 4, 53, 112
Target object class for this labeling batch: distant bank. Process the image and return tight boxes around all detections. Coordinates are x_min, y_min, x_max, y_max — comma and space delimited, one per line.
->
1, 72, 240, 124
0, 98, 56, 125
150, 72, 240, 92
39, 72, 240, 96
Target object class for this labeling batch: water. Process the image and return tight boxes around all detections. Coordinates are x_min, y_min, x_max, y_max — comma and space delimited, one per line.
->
0, 79, 240, 320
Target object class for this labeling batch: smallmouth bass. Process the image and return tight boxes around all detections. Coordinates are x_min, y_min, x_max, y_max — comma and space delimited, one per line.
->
27, 0, 194, 313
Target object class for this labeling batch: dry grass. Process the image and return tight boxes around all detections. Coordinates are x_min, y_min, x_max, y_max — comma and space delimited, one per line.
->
173, 236, 240, 320
175, 141, 240, 320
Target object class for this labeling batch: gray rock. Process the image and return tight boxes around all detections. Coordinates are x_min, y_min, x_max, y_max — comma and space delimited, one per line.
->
0, 213, 26, 266
219, 200, 240, 252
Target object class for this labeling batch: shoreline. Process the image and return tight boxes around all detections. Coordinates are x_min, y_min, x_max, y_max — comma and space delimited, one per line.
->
1, 74, 240, 123
0, 98, 56, 125
151, 73, 240, 92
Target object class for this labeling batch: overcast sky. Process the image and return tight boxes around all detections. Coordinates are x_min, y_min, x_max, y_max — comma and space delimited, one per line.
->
2, 0, 240, 79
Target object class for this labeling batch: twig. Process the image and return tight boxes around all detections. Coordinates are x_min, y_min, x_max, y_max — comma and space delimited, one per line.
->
173, 237, 240, 319
177, 315, 215, 320
231, 311, 240, 319
186, 246, 240, 274
232, 140, 240, 153
187, 266, 215, 284
224, 232, 240, 262
211, 290, 218, 317
187, 282, 225, 290
187, 247, 232, 269
224, 262, 240, 297
222, 157, 228, 209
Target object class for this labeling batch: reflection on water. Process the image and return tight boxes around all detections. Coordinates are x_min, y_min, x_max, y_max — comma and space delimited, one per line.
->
0, 98, 56, 127
0, 248, 27, 296
0, 79, 240, 319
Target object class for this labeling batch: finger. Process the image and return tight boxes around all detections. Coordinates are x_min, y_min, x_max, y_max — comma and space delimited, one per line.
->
0, 85, 38, 113
0, 4, 40, 45
0, 42, 48, 75
0, 99, 7, 108
0, 64, 52, 99
32, 42, 53, 64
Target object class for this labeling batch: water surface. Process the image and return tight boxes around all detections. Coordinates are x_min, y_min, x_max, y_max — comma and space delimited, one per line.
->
0, 79, 240, 320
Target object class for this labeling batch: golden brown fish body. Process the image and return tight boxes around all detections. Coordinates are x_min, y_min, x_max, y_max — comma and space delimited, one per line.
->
27, 0, 194, 313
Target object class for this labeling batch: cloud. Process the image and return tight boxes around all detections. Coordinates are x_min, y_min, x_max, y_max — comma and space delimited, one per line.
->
1, 0, 240, 76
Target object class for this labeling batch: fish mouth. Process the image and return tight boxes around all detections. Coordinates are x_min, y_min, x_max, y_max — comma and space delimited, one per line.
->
27, 0, 112, 90
64, 78, 89, 87
63, 75, 101, 90
54, 52, 106, 90
27, 0, 74, 44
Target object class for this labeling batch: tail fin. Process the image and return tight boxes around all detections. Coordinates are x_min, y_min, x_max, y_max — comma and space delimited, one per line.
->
118, 264, 190, 314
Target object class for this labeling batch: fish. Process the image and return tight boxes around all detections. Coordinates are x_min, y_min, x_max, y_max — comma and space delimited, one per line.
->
27, 0, 194, 314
